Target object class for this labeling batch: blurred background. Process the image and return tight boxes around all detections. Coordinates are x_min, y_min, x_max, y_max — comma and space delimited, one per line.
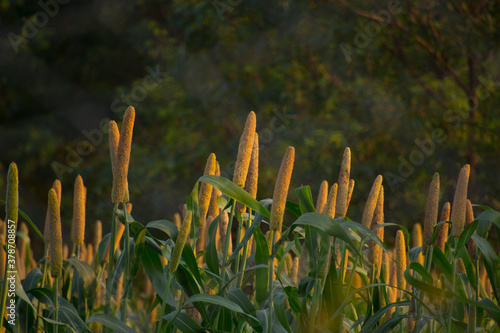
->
1, 0, 499, 258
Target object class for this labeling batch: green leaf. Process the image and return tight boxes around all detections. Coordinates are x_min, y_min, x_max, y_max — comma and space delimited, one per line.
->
456, 220, 478, 257
164, 312, 205, 333
185, 294, 256, 320
66, 257, 97, 290
227, 211, 263, 263
57, 297, 92, 332
141, 247, 166, 298
199, 175, 270, 218
206, 214, 220, 275
432, 247, 453, 282
472, 233, 499, 301
477, 298, 500, 325
295, 186, 316, 214
360, 301, 411, 333
254, 228, 269, 304
87, 313, 136, 333
404, 268, 442, 296
274, 289, 292, 333
146, 219, 179, 241
293, 213, 357, 255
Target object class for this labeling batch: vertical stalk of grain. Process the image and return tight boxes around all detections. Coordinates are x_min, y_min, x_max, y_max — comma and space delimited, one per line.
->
345, 179, 355, 215
315, 180, 328, 214
0, 163, 18, 329
238, 135, 259, 286
208, 162, 221, 219
223, 112, 256, 268
436, 202, 451, 253
413, 223, 424, 266
158, 211, 192, 332
232, 111, 257, 188
48, 189, 62, 322
71, 175, 86, 257
111, 106, 135, 204
336, 147, 350, 218
269, 146, 295, 235
199, 153, 216, 228
322, 183, 338, 218
422, 173, 440, 252
465, 200, 477, 260
361, 175, 383, 229
451, 165, 470, 238
368, 186, 384, 278
395, 230, 406, 295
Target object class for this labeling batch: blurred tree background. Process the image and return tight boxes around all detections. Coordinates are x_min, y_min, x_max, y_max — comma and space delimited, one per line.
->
0, 0, 499, 258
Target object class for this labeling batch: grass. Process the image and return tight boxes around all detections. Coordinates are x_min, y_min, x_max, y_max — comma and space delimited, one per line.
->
1, 110, 500, 332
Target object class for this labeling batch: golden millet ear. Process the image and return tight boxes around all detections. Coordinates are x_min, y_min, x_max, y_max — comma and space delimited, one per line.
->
413, 223, 424, 266
48, 189, 63, 278
45, 180, 62, 249
336, 147, 351, 218
451, 164, 470, 238
436, 202, 450, 252
6, 162, 18, 226
269, 146, 295, 232
72, 175, 86, 246
199, 153, 216, 227
315, 180, 328, 214
368, 186, 384, 277
361, 175, 383, 229
395, 230, 406, 291
169, 211, 193, 273
208, 162, 221, 219
233, 111, 257, 188
237, 134, 260, 214
245, 134, 259, 200
109, 120, 120, 171
345, 179, 355, 215
112, 107, 135, 203
93, 220, 102, 249
423, 173, 440, 251
465, 199, 477, 260
322, 183, 338, 218
102, 221, 125, 263
87, 243, 94, 265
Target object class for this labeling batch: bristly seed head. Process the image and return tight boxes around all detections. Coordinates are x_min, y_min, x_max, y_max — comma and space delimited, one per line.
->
72, 175, 86, 246
169, 211, 193, 273
361, 175, 383, 229
48, 189, 62, 278
395, 230, 406, 291
199, 153, 216, 227
315, 180, 328, 214
336, 147, 351, 218
423, 173, 440, 251
322, 183, 338, 218
233, 111, 257, 188
436, 202, 451, 252
269, 146, 295, 232
451, 164, 470, 238
111, 106, 135, 203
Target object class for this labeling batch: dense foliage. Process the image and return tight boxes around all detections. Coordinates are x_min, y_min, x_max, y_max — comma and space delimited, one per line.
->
0, 0, 499, 262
